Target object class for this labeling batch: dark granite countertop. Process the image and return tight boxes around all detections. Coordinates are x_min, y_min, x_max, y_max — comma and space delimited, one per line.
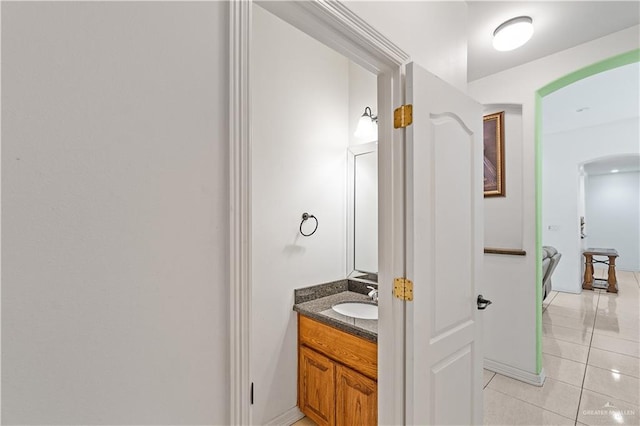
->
293, 279, 378, 343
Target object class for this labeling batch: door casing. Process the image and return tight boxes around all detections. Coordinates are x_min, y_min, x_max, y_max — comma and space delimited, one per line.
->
229, 1, 409, 424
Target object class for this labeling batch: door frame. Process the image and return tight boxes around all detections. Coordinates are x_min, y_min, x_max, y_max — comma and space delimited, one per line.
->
229, 1, 409, 424
534, 48, 640, 375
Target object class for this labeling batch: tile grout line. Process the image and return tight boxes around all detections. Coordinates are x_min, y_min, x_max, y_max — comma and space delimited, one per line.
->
486, 384, 579, 424
592, 284, 640, 407
584, 360, 640, 379
484, 372, 496, 389
592, 332, 640, 345
541, 352, 593, 390
573, 289, 600, 424
542, 322, 593, 346
542, 290, 558, 312
504, 291, 594, 424
588, 344, 640, 359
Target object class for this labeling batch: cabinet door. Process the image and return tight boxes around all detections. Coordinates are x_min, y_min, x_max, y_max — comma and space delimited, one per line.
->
335, 364, 377, 426
299, 345, 335, 426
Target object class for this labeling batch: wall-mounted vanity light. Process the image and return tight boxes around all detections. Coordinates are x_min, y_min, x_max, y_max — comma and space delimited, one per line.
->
354, 106, 378, 141
492, 16, 534, 51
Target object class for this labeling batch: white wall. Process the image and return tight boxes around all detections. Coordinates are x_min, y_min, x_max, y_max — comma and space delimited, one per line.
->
1, 2, 468, 423
482, 105, 534, 373
2, 2, 229, 424
585, 171, 640, 271
348, 62, 378, 274
251, 6, 350, 423
543, 119, 640, 292
348, 61, 378, 146
344, 1, 468, 92
469, 25, 640, 377
484, 104, 524, 250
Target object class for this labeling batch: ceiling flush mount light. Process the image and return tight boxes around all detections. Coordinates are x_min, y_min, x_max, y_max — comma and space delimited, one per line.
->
611, 169, 619, 173
493, 16, 534, 51
354, 106, 378, 141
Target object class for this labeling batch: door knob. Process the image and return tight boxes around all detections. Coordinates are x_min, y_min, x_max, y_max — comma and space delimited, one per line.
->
477, 295, 492, 310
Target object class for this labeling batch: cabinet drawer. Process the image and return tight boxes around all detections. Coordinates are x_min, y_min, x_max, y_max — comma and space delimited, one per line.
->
298, 314, 377, 380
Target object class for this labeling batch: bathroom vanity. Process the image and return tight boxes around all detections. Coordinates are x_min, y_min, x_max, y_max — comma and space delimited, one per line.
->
293, 280, 378, 426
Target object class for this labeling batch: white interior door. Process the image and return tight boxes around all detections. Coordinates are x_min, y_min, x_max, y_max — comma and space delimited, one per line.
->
404, 62, 485, 425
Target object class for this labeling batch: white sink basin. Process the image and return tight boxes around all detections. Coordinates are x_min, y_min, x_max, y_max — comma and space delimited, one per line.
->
332, 302, 378, 320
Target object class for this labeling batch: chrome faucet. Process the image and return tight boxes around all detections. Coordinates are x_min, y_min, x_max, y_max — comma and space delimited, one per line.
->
367, 286, 378, 303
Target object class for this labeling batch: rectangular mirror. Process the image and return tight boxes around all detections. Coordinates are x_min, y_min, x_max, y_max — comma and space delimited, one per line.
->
347, 142, 378, 282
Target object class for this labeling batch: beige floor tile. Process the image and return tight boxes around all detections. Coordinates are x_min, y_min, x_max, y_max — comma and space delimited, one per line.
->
596, 269, 640, 285
291, 416, 317, 426
483, 388, 575, 425
552, 292, 599, 311
588, 347, 640, 378
593, 320, 640, 342
598, 304, 640, 319
543, 309, 596, 331
616, 271, 640, 287
594, 314, 640, 334
543, 353, 586, 387
616, 290, 640, 301
596, 308, 640, 326
617, 270, 640, 284
577, 389, 640, 426
598, 288, 640, 300
543, 323, 593, 346
599, 291, 640, 305
583, 365, 640, 406
487, 375, 581, 420
617, 279, 640, 292
483, 369, 496, 388
543, 291, 559, 311
614, 291, 640, 301
543, 336, 590, 363
546, 304, 597, 322
591, 334, 640, 358
597, 296, 640, 319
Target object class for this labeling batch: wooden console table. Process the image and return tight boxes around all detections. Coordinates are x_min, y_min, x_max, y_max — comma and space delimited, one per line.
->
582, 248, 618, 293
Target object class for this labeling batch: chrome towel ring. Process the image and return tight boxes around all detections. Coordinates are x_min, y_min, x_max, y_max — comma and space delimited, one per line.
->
300, 212, 318, 237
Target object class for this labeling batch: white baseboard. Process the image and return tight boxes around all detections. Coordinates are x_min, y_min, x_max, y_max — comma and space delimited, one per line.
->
484, 359, 546, 387
265, 406, 305, 426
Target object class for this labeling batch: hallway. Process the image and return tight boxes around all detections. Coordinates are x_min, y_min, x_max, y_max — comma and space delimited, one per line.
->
484, 270, 640, 425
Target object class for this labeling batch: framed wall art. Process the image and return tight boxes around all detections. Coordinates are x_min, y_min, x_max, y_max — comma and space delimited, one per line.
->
483, 111, 505, 197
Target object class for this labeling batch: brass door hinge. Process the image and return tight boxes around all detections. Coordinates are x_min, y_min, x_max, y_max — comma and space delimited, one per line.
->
394, 104, 413, 129
393, 277, 414, 301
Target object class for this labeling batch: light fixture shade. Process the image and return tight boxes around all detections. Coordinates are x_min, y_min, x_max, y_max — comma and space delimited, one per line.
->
493, 16, 533, 51
354, 107, 378, 141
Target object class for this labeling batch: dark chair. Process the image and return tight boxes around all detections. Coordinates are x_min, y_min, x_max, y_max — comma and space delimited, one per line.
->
542, 246, 562, 300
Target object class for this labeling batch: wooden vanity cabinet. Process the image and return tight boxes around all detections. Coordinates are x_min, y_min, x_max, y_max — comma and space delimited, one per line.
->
299, 346, 335, 425
335, 364, 377, 426
298, 315, 377, 426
